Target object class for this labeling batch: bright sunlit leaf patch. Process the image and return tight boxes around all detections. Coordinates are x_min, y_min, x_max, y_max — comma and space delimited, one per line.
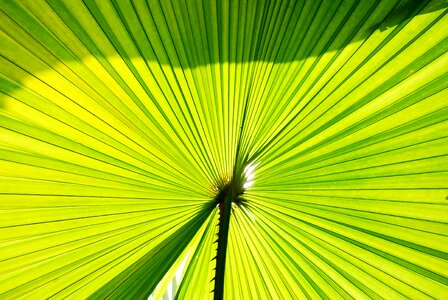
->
0, 0, 447, 299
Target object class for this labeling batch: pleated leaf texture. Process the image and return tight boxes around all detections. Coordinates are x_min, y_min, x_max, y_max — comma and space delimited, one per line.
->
1, 0, 448, 299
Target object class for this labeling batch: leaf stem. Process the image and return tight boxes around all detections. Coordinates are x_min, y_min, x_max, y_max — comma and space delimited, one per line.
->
213, 187, 234, 300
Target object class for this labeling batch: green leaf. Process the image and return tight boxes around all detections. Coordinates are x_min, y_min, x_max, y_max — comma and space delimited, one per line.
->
0, 0, 447, 299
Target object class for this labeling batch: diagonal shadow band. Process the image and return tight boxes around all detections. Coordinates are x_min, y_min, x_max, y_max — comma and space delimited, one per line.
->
1, 0, 446, 85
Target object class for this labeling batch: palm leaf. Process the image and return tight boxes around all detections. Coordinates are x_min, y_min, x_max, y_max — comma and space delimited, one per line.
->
0, 0, 447, 299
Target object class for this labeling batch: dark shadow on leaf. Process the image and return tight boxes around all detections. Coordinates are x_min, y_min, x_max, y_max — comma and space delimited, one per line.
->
372, 0, 447, 32
0, 0, 446, 99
